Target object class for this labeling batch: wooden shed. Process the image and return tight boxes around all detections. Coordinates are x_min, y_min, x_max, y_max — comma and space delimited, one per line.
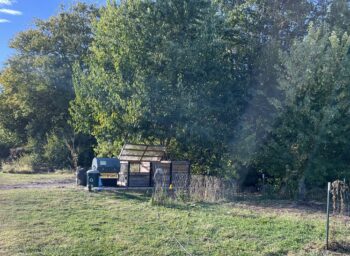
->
117, 144, 190, 188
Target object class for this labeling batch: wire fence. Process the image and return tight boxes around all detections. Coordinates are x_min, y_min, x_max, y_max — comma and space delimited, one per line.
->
152, 172, 350, 217
152, 172, 238, 205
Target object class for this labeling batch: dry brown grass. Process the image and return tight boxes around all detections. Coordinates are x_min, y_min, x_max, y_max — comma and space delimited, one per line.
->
189, 175, 237, 202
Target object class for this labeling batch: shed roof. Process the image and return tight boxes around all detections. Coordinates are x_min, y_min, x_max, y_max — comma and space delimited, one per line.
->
118, 143, 166, 162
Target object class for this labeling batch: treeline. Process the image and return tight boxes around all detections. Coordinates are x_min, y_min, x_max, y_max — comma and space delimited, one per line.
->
1, 0, 350, 197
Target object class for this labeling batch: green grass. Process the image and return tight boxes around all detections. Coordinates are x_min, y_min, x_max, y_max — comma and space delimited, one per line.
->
0, 172, 74, 186
0, 173, 349, 256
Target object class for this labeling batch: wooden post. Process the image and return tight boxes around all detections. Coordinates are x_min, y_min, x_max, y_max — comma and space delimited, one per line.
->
169, 162, 173, 186
187, 162, 191, 188
187, 162, 191, 197
149, 162, 153, 187
326, 182, 331, 250
262, 173, 265, 193
127, 162, 131, 187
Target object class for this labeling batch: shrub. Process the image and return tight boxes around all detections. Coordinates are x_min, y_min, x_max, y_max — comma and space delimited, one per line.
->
1, 154, 38, 173
43, 133, 71, 170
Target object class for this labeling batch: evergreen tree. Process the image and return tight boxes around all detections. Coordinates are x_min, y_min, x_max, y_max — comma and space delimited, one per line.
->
257, 25, 350, 197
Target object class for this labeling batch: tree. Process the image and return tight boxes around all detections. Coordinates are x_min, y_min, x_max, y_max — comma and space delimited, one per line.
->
0, 3, 99, 168
219, 0, 316, 183
325, 0, 350, 31
71, 0, 250, 175
257, 25, 350, 197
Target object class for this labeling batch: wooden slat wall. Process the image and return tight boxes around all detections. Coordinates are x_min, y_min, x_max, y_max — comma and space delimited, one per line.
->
129, 173, 150, 187
173, 161, 189, 173
116, 161, 190, 188
152, 161, 190, 188
172, 161, 190, 188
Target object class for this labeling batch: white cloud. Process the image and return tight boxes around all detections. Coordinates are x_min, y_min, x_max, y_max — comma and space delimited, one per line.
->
0, 0, 12, 5
0, 18, 10, 23
0, 8, 21, 15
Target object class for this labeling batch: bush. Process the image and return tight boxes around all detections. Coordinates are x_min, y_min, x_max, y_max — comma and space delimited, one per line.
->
43, 133, 71, 170
1, 154, 38, 173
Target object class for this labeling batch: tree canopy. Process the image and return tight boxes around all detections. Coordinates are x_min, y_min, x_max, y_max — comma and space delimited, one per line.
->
0, 3, 98, 168
1, 0, 350, 196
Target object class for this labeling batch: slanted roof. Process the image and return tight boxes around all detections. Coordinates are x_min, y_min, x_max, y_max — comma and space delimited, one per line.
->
118, 143, 166, 162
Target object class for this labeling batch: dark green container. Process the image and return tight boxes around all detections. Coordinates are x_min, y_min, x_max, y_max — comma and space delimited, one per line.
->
87, 170, 100, 189
76, 167, 87, 186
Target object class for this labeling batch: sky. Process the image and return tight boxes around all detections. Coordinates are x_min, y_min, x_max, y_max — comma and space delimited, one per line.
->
0, 0, 106, 69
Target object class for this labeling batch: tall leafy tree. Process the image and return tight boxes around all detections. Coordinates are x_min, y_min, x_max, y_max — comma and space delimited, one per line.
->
71, 0, 250, 174
220, 0, 316, 183
257, 25, 350, 197
0, 3, 99, 167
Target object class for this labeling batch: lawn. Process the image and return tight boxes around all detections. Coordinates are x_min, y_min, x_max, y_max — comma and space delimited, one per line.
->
0, 173, 349, 256
0, 172, 74, 186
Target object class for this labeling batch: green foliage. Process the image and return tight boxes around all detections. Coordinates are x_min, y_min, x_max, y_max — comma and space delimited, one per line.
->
1, 154, 39, 173
325, 0, 350, 31
2, 0, 350, 193
43, 133, 71, 169
71, 0, 250, 174
0, 3, 99, 168
0, 126, 20, 159
257, 24, 350, 196
220, 0, 317, 182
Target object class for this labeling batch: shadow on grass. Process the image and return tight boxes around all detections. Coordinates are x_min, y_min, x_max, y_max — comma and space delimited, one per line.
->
98, 189, 330, 216
328, 241, 350, 255
152, 199, 225, 213
105, 189, 221, 212
263, 250, 288, 256
155, 194, 329, 216
229, 194, 328, 215
105, 190, 151, 203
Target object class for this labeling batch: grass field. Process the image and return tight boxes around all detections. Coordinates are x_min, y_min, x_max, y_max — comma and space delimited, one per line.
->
0, 172, 74, 186
0, 173, 349, 256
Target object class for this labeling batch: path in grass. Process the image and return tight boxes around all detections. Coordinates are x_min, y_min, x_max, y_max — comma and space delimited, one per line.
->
0, 172, 75, 190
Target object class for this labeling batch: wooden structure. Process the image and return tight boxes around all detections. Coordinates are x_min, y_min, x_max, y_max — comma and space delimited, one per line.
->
117, 144, 190, 187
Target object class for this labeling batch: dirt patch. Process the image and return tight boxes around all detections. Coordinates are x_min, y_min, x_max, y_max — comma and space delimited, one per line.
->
0, 178, 75, 190
326, 241, 350, 255
292, 241, 350, 256
230, 199, 327, 217
224, 194, 350, 225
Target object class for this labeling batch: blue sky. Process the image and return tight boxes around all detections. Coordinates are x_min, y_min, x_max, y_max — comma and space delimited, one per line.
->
0, 0, 106, 68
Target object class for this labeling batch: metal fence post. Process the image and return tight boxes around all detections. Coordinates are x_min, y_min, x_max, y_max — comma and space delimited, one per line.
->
326, 182, 331, 250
